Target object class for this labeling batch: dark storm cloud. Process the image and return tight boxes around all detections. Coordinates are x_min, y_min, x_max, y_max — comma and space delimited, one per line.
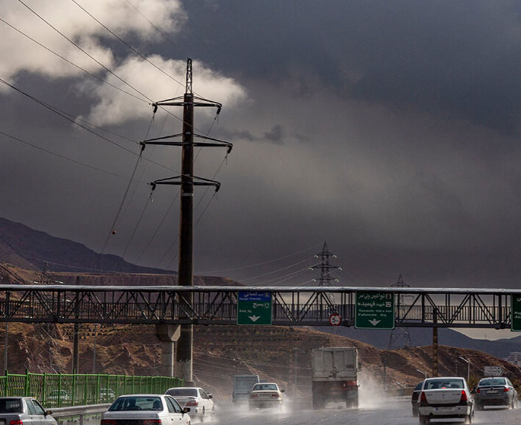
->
180, 1, 521, 135
5, 0, 521, 293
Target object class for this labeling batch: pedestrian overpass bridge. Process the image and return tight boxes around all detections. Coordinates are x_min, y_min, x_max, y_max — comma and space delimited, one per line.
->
0, 284, 518, 330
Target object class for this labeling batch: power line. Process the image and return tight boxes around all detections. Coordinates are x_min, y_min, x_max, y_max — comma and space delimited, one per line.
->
198, 243, 323, 275
0, 78, 176, 173
241, 258, 312, 283
17, 0, 155, 104
70, 0, 186, 92
0, 11, 188, 131
0, 130, 140, 181
121, 187, 155, 258
0, 16, 149, 105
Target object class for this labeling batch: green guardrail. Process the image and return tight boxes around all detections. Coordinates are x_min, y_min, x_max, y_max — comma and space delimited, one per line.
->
0, 371, 183, 408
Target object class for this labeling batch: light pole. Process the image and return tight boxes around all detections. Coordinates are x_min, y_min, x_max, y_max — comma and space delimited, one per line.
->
459, 356, 470, 382
293, 347, 303, 396
416, 369, 427, 380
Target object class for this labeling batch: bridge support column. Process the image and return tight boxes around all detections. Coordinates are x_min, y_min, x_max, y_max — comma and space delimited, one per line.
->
155, 324, 181, 377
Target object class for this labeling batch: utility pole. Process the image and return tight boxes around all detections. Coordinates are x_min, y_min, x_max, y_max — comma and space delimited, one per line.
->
143, 58, 232, 383
432, 310, 438, 377
459, 356, 470, 382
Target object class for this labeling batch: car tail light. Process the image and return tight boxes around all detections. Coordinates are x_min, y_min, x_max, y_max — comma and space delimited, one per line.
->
186, 400, 199, 406
271, 394, 281, 399
476, 388, 480, 393
100, 421, 116, 425
420, 392, 427, 403
460, 390, 468, 403
250, 394, 258, 399
9, 420, 23, 425
143, 420, 162, 425
504, 387, 510, 392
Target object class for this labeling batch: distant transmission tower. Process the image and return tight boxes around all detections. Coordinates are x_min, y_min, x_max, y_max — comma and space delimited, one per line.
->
310, 242, 342, 311
388, 274, 412, 350
35, 263, 63, 372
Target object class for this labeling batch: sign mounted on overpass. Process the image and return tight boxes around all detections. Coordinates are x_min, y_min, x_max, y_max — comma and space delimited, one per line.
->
355, 291, 395, 329
237, 291, 272, 325
511, 295, 521, 332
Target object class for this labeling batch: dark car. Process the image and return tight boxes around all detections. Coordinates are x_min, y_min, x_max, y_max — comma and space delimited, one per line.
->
474, 377, 518, 410
411, 381, 423, 416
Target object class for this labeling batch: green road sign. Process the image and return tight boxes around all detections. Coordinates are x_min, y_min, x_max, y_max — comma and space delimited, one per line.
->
355, 291, 395, 329
511, 294, 521, 331
237, 291, 272, 325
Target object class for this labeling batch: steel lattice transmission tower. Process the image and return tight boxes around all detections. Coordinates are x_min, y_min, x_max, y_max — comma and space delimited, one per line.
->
388, 274, 412, 349
310, 242, 342, 309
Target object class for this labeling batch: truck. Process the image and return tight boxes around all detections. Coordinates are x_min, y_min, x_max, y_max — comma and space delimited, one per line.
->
232, 375, 260, 405
311, 347, 360, 409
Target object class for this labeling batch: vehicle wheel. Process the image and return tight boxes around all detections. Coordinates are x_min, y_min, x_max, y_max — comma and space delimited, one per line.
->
412, 406, 418, 417
464, 414, 472, 424
200, 408, 205, 422
418, 415, 429, 424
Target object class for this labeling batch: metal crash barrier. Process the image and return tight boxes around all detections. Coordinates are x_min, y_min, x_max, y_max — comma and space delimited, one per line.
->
50, 404, 110, 425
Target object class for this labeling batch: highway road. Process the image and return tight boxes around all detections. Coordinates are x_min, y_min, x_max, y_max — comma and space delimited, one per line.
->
206, 397, 521, 425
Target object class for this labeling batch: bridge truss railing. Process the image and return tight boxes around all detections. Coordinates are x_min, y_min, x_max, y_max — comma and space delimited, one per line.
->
0, 285, 516, 329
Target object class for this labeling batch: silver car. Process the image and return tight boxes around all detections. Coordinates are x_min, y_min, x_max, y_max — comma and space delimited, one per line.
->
165, 387, 214, 421
0, 397, 57, 425
474, 377, 518, 410
417, 377, 474, 424
101, 394, 191, 425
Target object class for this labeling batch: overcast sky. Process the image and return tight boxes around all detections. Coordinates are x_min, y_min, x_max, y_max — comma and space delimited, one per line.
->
3, 0, 521, 290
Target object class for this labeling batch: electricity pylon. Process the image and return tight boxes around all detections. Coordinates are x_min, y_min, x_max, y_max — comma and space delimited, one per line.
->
310, 242, 342, 312
142, 58, 232, 383
388, 274, 412, 349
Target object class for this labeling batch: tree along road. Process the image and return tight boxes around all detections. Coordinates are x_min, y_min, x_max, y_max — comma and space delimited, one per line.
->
205, 397, 521, 425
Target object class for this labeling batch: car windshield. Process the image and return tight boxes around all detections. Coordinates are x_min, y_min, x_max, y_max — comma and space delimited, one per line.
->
0, 399, 22, 414
424, 379, 463, 389
253, 384, 278, 391
166, 389, 198, 397
479, 378, 506, 387
109, 396, 162, 411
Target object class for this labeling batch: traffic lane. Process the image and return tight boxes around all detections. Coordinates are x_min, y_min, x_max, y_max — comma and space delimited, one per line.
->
211, 398, 415, 425
209, 399, 521, 425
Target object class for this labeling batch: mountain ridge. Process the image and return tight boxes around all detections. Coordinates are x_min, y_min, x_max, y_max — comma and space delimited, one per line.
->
0, 217, 174, 275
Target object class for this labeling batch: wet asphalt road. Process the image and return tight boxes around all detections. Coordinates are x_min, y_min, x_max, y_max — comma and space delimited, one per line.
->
206, 397, 521, 425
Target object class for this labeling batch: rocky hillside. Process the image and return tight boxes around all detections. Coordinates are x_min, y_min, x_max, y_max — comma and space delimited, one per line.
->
2, 321, 520, 402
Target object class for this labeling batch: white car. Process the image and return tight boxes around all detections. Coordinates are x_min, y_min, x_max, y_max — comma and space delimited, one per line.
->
165, 387, 214, 421
0, 397, 57, 425
47, 390, 71, 403
417, 377, 474, 424
101, 394, 190, 425
248, 382, 284, 411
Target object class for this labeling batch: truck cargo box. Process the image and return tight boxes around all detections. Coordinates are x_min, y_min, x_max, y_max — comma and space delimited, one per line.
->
312, 347, 358, 380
